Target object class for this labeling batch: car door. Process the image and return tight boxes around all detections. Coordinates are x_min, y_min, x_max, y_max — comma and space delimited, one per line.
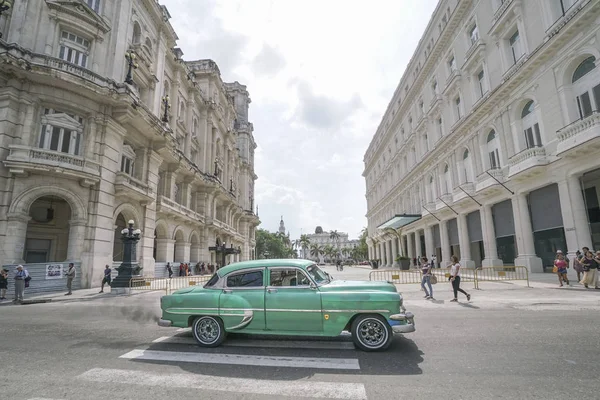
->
264, 267, 323, 333
218, 268, 266, 332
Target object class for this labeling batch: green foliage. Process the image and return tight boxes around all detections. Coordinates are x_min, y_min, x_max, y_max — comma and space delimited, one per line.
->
255, 229, 296, 259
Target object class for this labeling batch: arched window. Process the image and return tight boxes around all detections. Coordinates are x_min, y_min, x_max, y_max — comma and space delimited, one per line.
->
144, 37, 153, 54
441, 164, 451, 194
192, 118, 198, 138
428, 176, 436, 203
486, 129, 500, 169
132, 22, 142, 45
460, 149, 473, 183
571, 56, 599, 119
521, 100, 542, 149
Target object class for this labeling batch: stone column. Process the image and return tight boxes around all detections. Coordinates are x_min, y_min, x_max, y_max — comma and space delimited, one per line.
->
381, 241, 387, 266
414, 231, 422, 259
440, 220, 450, 267
481, 204, 503, 267
424, 225, 435, 260
392, 238, 399, 267
457, 213, 475, 268
512, 194, 543, 272
367, 244, 373, 260
558, 176, 593, 262
407, 233, 414, 261
67, 219, 87, 262
3, 213, 30, 264
155, 239, 175, 263
387, 239, 394, 267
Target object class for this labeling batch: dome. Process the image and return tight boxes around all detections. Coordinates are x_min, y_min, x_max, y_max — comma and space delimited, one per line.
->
315, 226, 323, 234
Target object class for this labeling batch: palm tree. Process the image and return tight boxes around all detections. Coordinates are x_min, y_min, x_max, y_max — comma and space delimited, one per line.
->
310, 244, 322, 263
299, 234, 311, 259
329, 230, 341, 261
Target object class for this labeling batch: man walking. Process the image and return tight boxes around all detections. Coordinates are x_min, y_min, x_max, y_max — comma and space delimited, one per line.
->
99, 264, 111, 293
13, 265, 27, 303
65, 263, 76, 296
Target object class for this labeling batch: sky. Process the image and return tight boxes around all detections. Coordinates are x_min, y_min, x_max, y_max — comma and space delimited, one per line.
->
161, 0, 439, 240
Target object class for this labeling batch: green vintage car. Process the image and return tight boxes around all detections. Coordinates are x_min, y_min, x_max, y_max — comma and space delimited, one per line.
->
158, 259, 415, 351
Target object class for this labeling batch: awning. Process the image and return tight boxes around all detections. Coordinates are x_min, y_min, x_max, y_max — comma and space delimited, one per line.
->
377, 214, 422, 230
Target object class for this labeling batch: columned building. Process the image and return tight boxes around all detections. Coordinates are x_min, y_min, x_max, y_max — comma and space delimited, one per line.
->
0, 0, 259, 288
363, 0, 600, 272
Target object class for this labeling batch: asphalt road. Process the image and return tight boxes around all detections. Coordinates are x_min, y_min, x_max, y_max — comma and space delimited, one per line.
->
1, 267, 599, 400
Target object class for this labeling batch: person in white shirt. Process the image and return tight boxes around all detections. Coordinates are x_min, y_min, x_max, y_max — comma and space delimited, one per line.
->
449, 255, 471, 302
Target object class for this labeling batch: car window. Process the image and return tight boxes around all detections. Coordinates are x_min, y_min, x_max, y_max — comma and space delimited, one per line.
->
204, 273, 219, 287
269, 268, 311, 287
226, 270, 264, 288
306, 264, 330, 285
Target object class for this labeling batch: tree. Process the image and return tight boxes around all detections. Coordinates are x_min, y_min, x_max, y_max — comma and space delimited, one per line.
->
329, 230, 341, 261
299, 234, 311, 259
310, 244, 322, 263
255, 229, 295, 259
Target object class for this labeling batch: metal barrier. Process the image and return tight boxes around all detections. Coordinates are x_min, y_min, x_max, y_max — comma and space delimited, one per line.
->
473, 266, 529, 289
369, 268, 476, 288
129, 275, 212, 295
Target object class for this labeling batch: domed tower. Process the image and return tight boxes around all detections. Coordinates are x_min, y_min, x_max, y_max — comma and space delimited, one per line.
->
278, 216, 286, 235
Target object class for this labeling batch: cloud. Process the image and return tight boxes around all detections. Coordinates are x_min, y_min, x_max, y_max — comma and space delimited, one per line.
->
252, 44, 287, 77
291, 80, 364, 130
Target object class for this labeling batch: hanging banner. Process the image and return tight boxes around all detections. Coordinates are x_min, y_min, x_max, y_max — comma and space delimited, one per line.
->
46, 264, 64, 279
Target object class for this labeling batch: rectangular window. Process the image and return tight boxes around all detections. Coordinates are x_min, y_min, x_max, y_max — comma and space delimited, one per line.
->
524, 123, 542, 148
437, 118, 443, 136
489, 149, 500, 169
59, 31, 90, 68
577, 92, 593, 119
269, 268, 310, 287
227, 270, 264, 287
469, 24, 479, 45
477, 70, 486, 97
86, 0, 100, 12
432, 80, 438, 95
455, 97, 462, 119
121, 156, 134, 175
509, 30, 522, 64
448, 56, 457, 72
593, 84, 600, 113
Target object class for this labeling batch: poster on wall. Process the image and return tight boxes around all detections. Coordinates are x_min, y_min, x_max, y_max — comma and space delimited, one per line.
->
46, 264, 63, 279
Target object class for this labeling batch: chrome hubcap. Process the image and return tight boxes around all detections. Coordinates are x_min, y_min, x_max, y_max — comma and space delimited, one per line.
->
358, 318, 387, 348
195, 317, 220, 344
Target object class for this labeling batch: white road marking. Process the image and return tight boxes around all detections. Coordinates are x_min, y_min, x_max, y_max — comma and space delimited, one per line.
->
78, 368, 366, 399
119, 349, 360, 370
152, 335, 356, 350
176, 327, 190, 332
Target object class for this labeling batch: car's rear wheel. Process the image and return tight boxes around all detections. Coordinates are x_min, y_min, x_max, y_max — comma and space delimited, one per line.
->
191, 316, 226, 347
351, 314, 392, 351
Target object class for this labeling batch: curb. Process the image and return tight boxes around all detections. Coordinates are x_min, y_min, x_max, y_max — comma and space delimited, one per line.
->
0, 290, 156, 306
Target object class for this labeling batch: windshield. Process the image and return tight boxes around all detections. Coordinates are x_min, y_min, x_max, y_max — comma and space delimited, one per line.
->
204, 273, 219, 288
306, 264, 330, 285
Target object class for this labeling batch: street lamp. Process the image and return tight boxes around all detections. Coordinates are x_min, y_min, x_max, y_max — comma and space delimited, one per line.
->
124, 50, 138, 85
111, 219, 142, 293
0, 1, 12, 39
161, 95, 171, 122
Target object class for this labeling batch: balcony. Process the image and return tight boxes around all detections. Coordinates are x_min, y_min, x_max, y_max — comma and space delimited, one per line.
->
157, 196, 204, 223
429, 94, 443, 114
436, 193, 454, 210
508, 146, 548, 179
443, 69, 461, 95
556, 112, 600, 156
489, 0, 520, 38
114, 172, 154, 204
546, 0, 591, 40
476, 168, 506, 195
462, 40, 486, 72
453, 183, 475, 203
4, 145, 101, 187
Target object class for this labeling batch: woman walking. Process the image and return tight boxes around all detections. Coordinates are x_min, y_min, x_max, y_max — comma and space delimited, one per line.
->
449, 255, 471, 302
420, 257, 433, 299
580, 250, 599, 289
0, 268, 8, 300
554, 251, 570, 287
573, 251, 584, 282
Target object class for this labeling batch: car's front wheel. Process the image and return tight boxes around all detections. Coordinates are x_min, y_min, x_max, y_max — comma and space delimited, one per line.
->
191, 316, 226, 347
351, 314, 393, 351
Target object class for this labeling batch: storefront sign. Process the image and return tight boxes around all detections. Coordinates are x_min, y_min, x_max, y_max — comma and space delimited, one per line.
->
46, 264, 64, 279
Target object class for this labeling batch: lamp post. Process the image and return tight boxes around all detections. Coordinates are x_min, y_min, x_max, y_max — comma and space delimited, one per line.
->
209, 240, 241, 268
0, 1, 12, 39
162, 95, 171, 122
124, 50, 138, 85
111, 220, 142, 294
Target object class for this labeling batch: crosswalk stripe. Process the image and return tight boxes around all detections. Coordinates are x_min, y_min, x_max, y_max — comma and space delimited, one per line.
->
78, 368, 367, 399
152, 335, 356, 350
119, 349, 360, 370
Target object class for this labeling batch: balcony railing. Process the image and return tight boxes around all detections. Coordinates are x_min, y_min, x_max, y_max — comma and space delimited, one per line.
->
492, 0, 514, 24
509, 146, 546, 166
5, 145, 101, 174
556, 111, 600, 155
546, 0, 590, 39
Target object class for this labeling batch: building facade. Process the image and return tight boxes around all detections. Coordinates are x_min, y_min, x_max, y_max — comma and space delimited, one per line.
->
0, 0, 259, 289
363, 0, 600, 272
303, 227, 359, 262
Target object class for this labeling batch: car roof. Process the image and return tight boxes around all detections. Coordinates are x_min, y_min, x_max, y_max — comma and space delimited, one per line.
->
217, 259, 315, 276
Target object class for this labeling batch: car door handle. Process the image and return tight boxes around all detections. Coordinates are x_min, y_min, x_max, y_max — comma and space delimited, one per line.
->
267, 288, 278, 294
223, 289, 232, 294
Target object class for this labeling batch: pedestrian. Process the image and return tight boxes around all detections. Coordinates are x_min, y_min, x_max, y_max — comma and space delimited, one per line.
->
420, 256, 433, 300
573, 250, 584, 282
554, 251, 570, 287
166, 262, 173, 278
579, 250, 599, 289
449, 255, 471, 302
99, 264, 111, 293
13, 265, 27, 303
65, 263, 76, 296
0, 268, 8, 300
179, 263, 184, 276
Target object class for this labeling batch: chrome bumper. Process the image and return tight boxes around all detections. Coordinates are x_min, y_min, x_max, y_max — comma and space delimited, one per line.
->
389, 312, 415, 334
158, 319, 172, 327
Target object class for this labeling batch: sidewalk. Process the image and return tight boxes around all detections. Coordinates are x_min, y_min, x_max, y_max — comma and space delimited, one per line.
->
0, 286, 151, 306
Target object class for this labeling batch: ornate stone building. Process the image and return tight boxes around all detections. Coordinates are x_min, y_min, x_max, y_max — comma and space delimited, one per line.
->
0, 0, 259, 289
364, 0, 600, 272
